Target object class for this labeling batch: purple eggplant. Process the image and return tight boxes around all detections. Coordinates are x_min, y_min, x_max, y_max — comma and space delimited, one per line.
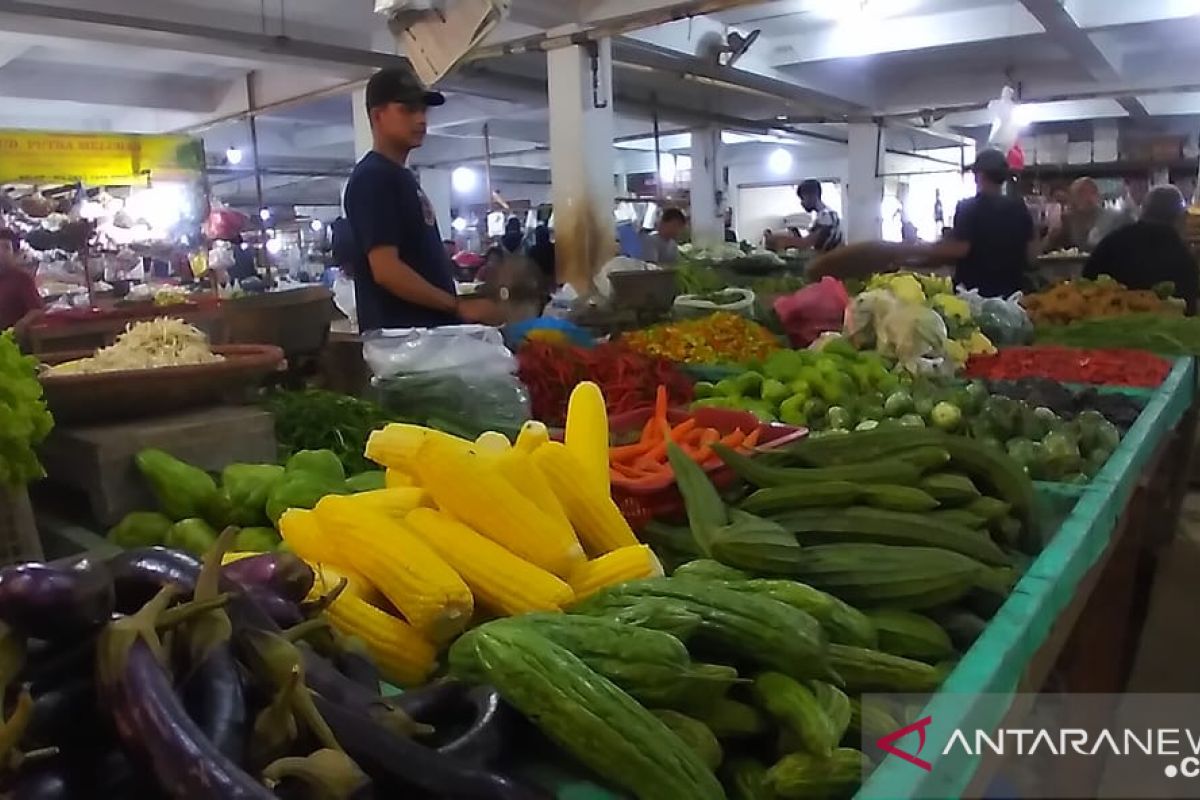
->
99, 628, 274, 799
106, 548, 278, 632
0, 556, 114, 640
177, 641, 247, 763
312, 693, 548, 800
223, 553, 314, 604
436, 687, 513, 767
298, 644, 427, 738
21, 636, 96, 694
23, 679, 100, 749
244, 586, 304, 629
5, 761, 78, 800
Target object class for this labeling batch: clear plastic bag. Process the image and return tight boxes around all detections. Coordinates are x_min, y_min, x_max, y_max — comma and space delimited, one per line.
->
673, 288, 756, 319
364, 326, 530, 436
958, 288, 1034, 346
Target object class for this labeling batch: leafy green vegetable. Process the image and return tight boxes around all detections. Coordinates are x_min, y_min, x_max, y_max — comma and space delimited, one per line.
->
263, 390, 393, 476
0, 331, 54, 486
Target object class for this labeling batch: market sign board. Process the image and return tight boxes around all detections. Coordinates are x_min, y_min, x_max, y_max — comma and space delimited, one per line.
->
0, 130, 204, 185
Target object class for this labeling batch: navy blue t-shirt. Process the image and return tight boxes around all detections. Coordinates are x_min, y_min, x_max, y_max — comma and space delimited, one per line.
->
951, 193, 1034, 298
343, 152, 458, 330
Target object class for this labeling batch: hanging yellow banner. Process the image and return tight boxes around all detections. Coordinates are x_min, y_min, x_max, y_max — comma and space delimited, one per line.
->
0, 129, 204, 185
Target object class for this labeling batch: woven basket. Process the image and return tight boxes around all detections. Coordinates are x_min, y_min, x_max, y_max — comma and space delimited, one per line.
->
0, 484, 42, 566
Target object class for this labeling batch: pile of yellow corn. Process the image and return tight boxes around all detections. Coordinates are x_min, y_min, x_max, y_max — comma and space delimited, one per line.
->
279, 382, 663, 686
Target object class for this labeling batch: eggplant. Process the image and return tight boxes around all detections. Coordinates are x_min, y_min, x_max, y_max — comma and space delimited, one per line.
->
0, 556, 115, 640
177, 641, 247, 763
106, 548, 278, 632
23, 679, 101, 749
223, 553, 314, 603
244, 585, 304, 629
20, 636, 96, 694
5, 761, 78, 800
335, 645, 382, 694
312, 693, 550, 800
436, 687, 514, 768
298, 644, 427, 738
99, 631, 274, 799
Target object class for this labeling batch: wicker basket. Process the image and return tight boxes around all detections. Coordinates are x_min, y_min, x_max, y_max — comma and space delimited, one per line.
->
0, 484, 42, 566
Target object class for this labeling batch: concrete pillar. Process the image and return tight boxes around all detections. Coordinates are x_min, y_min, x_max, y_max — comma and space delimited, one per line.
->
690, 126, 724, 245
352, 88, 372, 159
548, 40, 616, 290
417, 168, 453, 239
846, 123, 885, 243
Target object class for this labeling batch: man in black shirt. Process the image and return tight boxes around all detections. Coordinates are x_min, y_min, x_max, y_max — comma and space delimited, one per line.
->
940, 149, 1036, 296
1083, 185, 1197, 314
343, 69, 500, 330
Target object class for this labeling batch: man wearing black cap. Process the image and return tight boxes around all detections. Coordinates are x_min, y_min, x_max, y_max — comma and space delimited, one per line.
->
916, 148, 1037, 297
343, 68, 500, 330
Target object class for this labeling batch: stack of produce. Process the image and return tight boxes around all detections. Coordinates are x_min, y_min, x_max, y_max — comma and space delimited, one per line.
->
985, 378, 1147, 431
281, 383, 662, 685
516, 340, 692, 426
43, 317, 223, 375
623, 311, 780, 365
443, 427, 1031, 799
609, 386, 763, 486
0, 532, 548, 797
691, 338, 899, 426
0, 330, 54, 486
1035, 313, 1200, 356
965, 346, 1172, 388
262, 389, 394, 476
1021, 277, 1180, 325
109, 447, 387, 554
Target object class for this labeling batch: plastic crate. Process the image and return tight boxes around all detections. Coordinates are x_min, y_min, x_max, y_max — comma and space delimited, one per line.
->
608, 406, 805, 528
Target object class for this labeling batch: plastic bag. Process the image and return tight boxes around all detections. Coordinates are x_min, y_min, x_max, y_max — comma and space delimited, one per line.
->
332, 272, 357, 326
673, 288, 756, 320
843, 288, 899, 349
364, 326, 529, 437
959, 288, 1034, 346
772, 277, 849, 347
876, 304, 951, 374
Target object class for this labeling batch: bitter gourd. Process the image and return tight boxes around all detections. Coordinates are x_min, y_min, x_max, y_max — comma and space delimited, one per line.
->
828, 644, 943, 692
793, 543, 987, 610
867, 609, 955, 663
652, 710, 723, 770
766, 748, 870, 799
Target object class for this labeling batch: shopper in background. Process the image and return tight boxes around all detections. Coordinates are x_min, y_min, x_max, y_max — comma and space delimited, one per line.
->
1045, 177, 1131, 252
770, 180, 844, 253
228, 233, 258, 282
529, 225, 557, 285
343, 68, 501, 330
500, 218, 525, 256
0, 229, 42, 333
1083, 185, 1197, 315
641, 207, 687, 265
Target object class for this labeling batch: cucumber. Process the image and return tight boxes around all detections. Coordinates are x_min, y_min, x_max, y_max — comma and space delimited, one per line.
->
966, 495, 1012, 523
893, 446, 952, 471
866, 610, 955, 663
930, 509, 988, 529
740, 482, 860, 515
713, 444, 923, 489
774, 506, 1010, 566
920, 472, 982, 504
857, 485, 941, 512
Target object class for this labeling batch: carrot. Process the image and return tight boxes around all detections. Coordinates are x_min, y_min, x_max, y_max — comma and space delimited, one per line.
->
692, 429, 723, 462
612, 462, 655, 479
610, 441, 653, 463
667, 418, 699, 442
720, 429, 747, 449
654, 385, 668, 425
741, 428, 762, 449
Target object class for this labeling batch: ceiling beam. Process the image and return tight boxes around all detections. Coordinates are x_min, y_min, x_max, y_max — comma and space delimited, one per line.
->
1017, 0, 1147, 117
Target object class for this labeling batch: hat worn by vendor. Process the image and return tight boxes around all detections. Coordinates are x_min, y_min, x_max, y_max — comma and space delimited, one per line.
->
365, 68, 445, 110
967, 148, 1011, 180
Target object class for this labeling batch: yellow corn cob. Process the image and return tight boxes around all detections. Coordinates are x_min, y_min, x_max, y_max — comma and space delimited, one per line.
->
568, 545, 664, 602
474, 431, 512, 454
492, 449, 572, 533
338, 488, 431, 520
313, 494, 473, 643
531, 442, 641, 557
406, 508, 575, 615
322, 591, 437, 686
365, 423, 472, 471
278, 508, 342, 565
385, 468, 415, 488
414, 438, 586, 578
565, 381, 611, 496
514, 420, 550, 454
307, 562, 383, 605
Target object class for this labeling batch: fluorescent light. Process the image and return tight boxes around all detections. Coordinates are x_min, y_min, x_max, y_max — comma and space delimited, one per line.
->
659, 155, 677, 184
259, 208, 271, 221
310, 219, 323, 232
767, 148, 794, 175
452, 167, 478, 193
451, 216, 468, 232
1012, 103, 1036, 129
265, 238, 283, 255
225, 147, 243, 165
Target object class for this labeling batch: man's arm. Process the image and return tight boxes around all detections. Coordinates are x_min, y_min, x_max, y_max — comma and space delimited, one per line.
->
365, 246, 458, 314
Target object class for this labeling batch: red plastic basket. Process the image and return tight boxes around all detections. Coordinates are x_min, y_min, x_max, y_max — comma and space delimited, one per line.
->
608, 406, 806, 530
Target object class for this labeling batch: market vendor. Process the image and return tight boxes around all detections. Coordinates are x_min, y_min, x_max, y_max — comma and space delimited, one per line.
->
343, 68, 501, 330
1082, 185, 1197, 315
0, 229, 42, 333
641, 208, 687, 265
769, 180, 844, 253
1044, 177, 1131, 252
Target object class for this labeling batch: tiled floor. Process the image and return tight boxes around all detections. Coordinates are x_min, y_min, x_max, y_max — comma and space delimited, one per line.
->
1124, 493, 1200, 692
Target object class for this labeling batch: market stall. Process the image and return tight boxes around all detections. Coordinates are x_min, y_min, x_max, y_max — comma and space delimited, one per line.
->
0, 256, 1197, 798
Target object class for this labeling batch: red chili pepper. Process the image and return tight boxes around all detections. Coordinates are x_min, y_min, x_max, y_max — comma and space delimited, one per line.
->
964, 346, 1170, 387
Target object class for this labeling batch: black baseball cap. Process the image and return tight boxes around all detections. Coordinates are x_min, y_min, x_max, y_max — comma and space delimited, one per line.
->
967, 148, 1010, 176
365, 68, 445, 110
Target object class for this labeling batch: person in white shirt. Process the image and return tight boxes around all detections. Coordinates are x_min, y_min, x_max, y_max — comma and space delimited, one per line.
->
770, 180, 844, 252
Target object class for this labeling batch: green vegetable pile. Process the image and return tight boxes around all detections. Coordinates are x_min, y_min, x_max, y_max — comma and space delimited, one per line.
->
0, 331, 54, 486
110, 446, 384, 553
262, 389, 393, 476
1036, 313, 1200, 355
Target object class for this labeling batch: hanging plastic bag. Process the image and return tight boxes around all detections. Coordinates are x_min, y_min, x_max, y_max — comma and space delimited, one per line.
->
771, 277, 849, 347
